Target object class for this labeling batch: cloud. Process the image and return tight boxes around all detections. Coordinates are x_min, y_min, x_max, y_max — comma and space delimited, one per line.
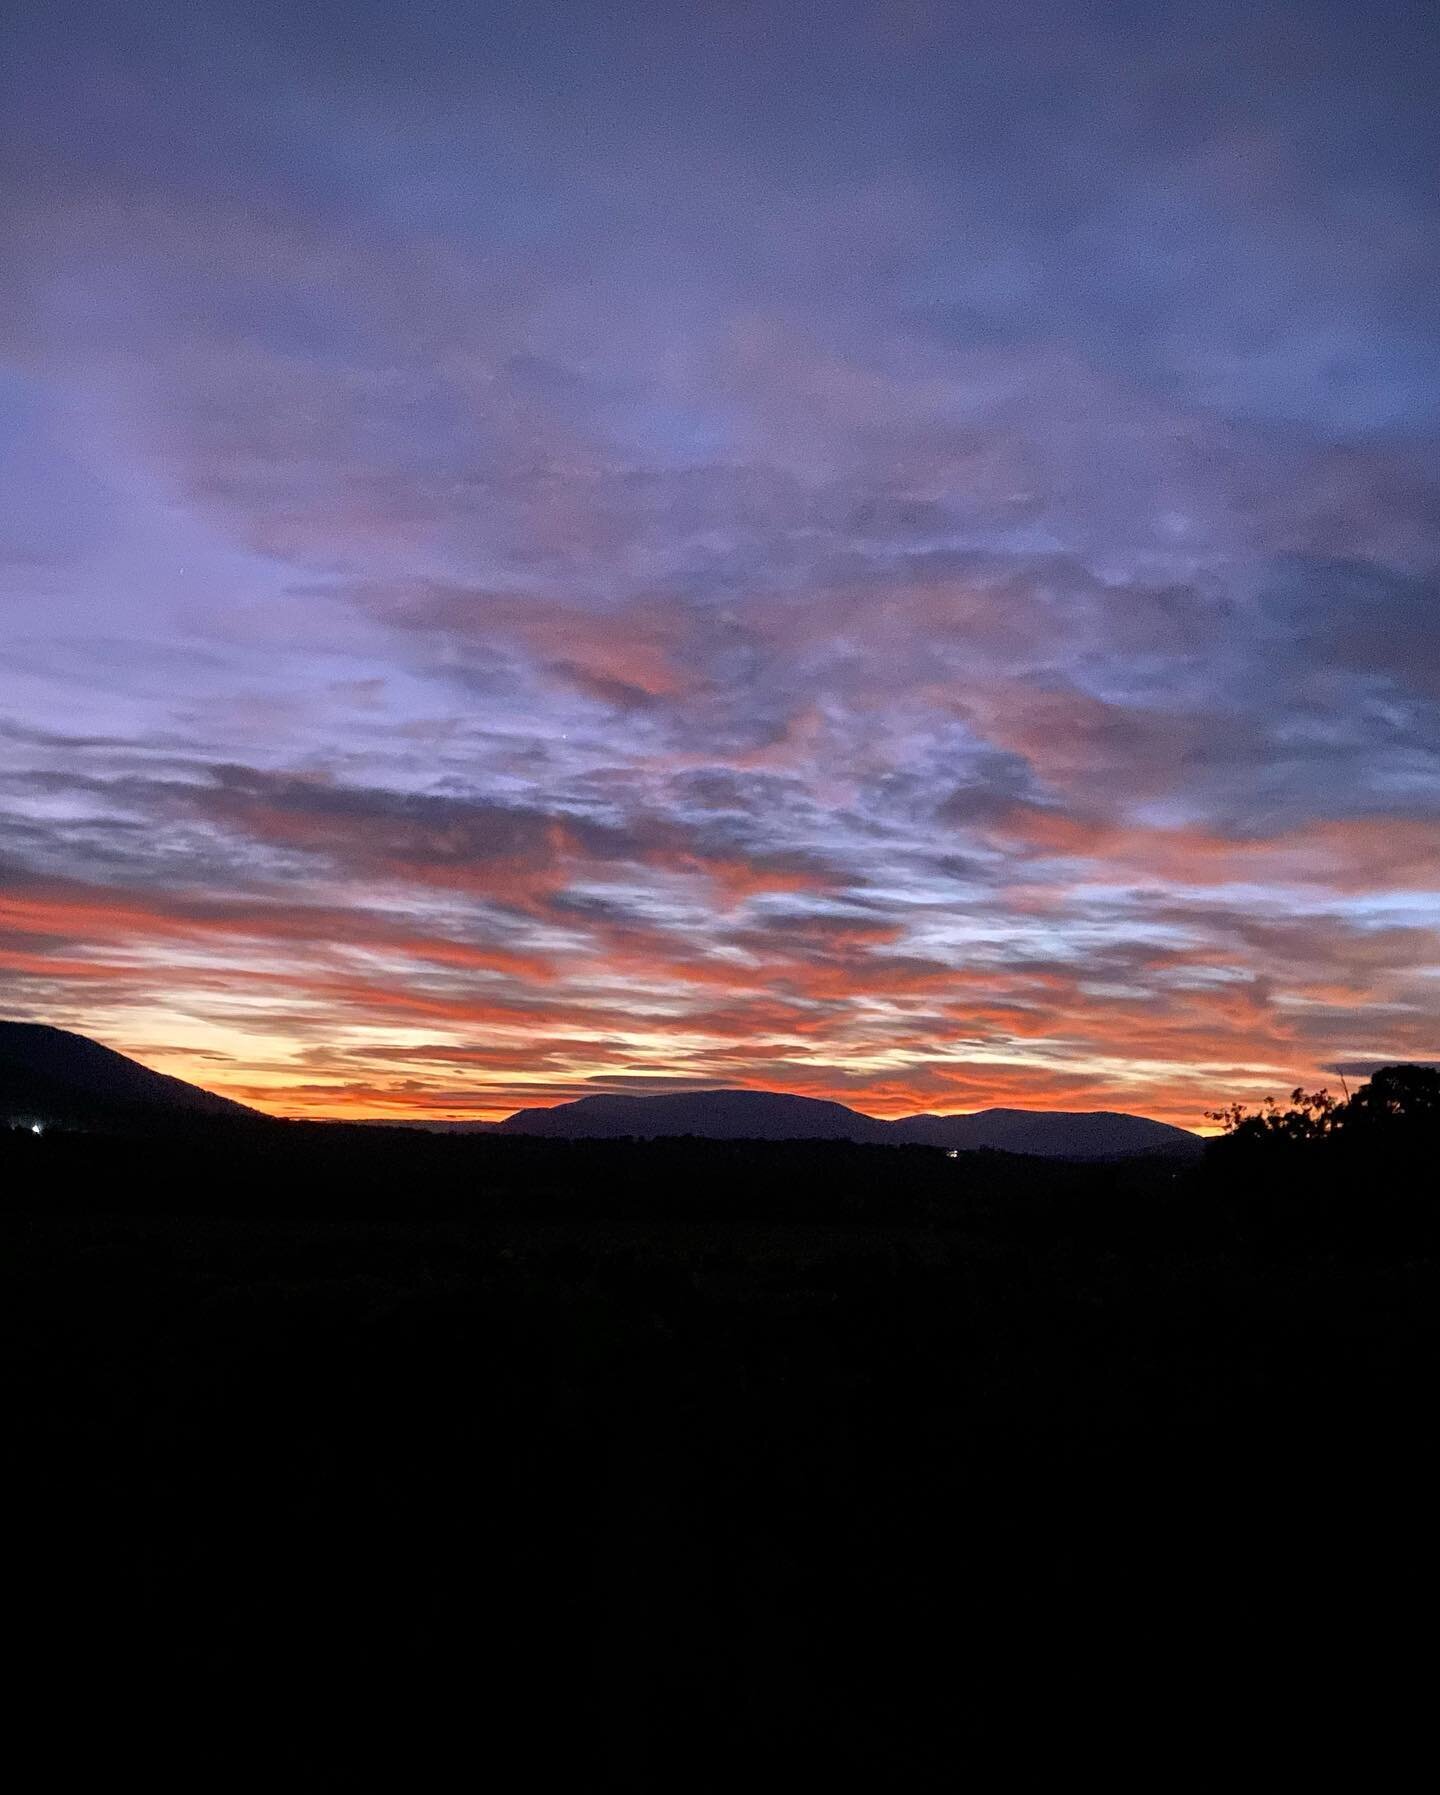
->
2, 0, 1437, 1121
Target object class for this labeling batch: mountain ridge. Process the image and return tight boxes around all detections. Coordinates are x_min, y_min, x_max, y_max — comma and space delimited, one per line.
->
2, 1027, 1201, 1158
498, 1087, 1201, 1158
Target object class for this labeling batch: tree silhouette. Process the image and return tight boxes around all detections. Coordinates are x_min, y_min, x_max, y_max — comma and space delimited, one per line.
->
1343, 1064, 1440, 1131
1207, 1064, 1440, 1177
1206, 1086, 1341, 1148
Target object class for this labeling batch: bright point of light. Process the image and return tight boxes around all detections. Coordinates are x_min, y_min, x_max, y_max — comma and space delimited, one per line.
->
30, 1123, 43, 1136
946, 1148, 959, 1160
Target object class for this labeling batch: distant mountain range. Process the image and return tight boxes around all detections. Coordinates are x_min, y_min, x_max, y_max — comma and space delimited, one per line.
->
498, 1089, 1202, 1158
2, 1024, 1202, 1159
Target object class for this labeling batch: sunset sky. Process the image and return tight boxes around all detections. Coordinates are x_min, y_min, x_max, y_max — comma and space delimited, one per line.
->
2, 1, 1437, 1124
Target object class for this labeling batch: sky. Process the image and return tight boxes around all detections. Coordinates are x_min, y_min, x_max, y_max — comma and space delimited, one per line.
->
2, 0, 1437, 1124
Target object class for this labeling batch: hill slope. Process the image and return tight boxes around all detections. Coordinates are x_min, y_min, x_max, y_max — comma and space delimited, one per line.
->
498, 1089, 893, 1143
0, 1022, 260, 1125
890, 1108, 1202, 1158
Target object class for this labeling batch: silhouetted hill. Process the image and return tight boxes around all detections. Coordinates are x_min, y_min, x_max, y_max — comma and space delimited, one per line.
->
498, 1088, 894, 1142
890, 1107, 1203, 1158
499, 1087, 1200, 1158
0, 1022, 259, 1127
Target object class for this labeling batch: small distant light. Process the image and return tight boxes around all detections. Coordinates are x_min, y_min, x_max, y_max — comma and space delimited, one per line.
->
31, 1123, 43, 1136
946, 1148, 959, 1160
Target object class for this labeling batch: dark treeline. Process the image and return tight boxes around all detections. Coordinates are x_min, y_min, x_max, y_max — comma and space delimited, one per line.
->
4, 1063, 1437, 1243
3, 1069, 1436, 1782
4, 1119, 1183, 1224
1207, 1060, 1440, 1155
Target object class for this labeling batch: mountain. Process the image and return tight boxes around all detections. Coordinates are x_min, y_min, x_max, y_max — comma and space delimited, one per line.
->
2, 1024, 1201, 1157
498, 1089, 893, 1143
889, 1108, 1202, 1158
498, 1088, 1201, 1158
0, 1022, 260, 1127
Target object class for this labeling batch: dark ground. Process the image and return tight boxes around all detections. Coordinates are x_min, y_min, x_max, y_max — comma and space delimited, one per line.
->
3, 1121, 1435, 1782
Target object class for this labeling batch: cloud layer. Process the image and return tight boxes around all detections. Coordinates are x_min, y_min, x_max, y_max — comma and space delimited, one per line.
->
2, 2, 1437, 1121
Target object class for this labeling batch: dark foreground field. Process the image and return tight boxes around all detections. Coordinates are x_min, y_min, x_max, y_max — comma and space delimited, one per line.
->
3, 1123, 1435, 1781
